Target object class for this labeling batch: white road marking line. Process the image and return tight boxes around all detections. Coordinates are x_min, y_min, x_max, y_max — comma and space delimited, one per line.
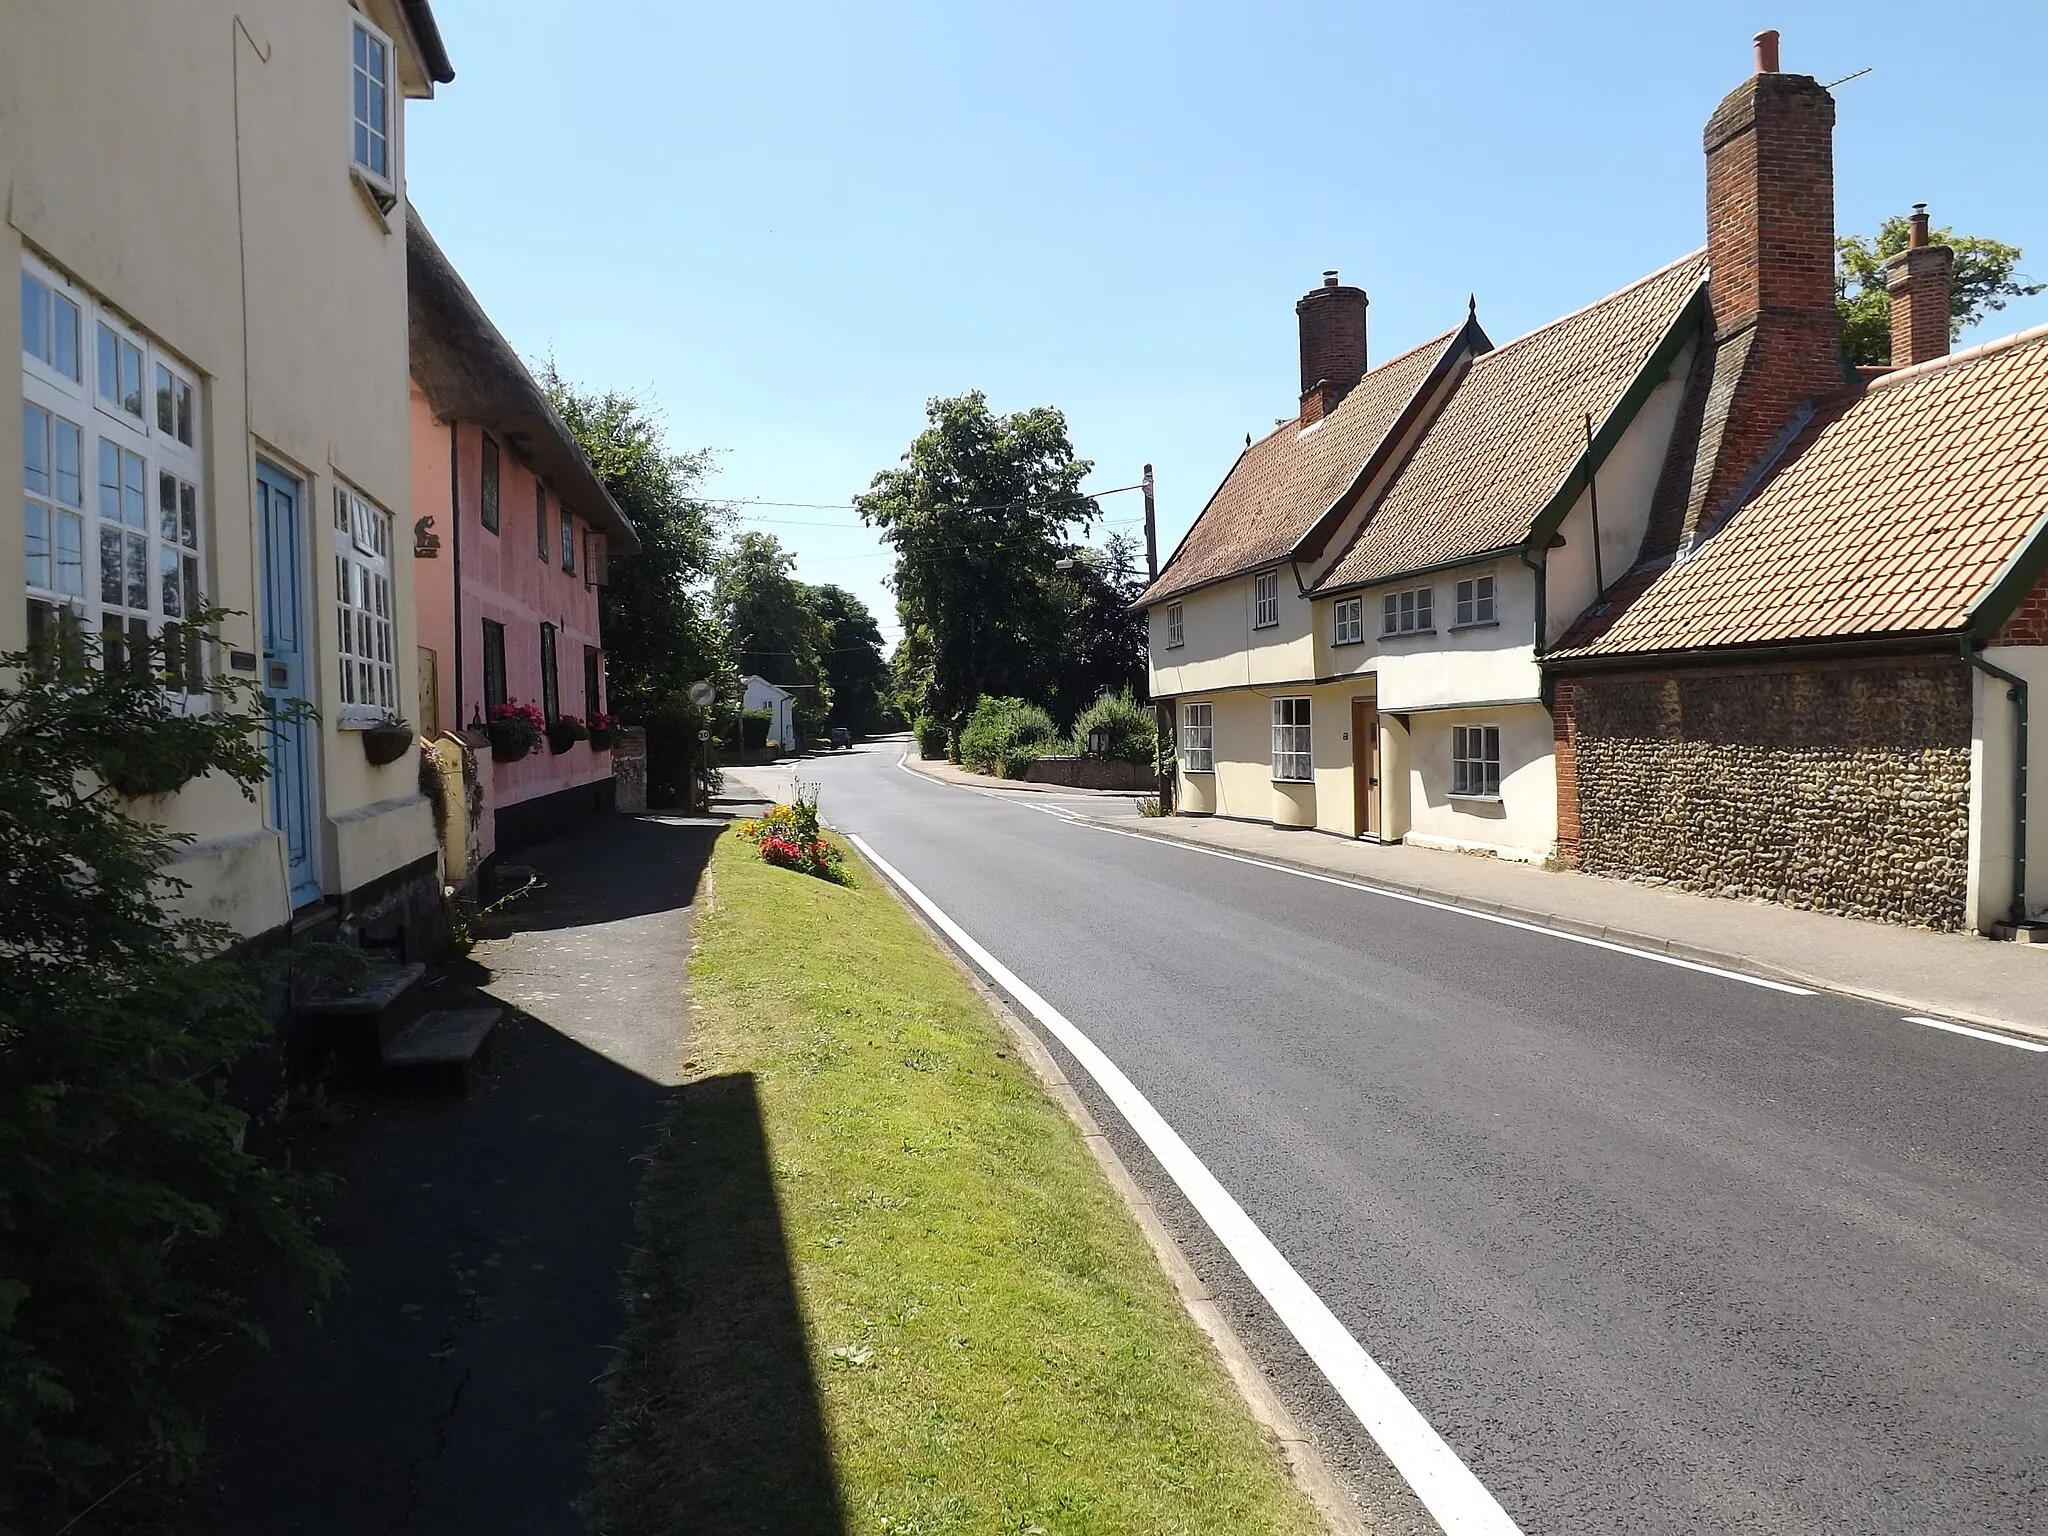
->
1902, 1015, 2048, 1052
896, 751, 1809, 997
848, 831, 1527, 1536
1077, 820, 1816, 997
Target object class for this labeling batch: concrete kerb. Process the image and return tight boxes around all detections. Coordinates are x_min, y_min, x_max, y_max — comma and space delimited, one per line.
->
1082, 815, 2048, 1050
849, 836, 1370, 1536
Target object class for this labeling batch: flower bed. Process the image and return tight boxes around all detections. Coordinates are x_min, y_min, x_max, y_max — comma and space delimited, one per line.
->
736, 784, 847, 884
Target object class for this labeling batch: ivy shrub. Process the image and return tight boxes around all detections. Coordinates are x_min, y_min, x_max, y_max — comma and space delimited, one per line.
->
1067, 689, 1156, 764
956, 696, 1058, 779
0, 620, 336, 1518
911, 713, 947, 761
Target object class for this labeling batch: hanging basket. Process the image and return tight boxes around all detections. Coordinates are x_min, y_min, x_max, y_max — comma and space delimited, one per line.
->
361, 721, 415, 767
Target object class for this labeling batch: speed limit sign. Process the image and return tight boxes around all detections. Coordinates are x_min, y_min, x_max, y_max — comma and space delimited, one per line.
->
697, 729, 711, 741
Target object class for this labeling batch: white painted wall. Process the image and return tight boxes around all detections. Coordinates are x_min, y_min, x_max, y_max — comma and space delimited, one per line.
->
4, 0, 442, 936
1149, 567, 1316, 696
1971, 647, 2048, 930
1402, 704, 1557, 862
1543, 335, 1698, 647
1319, 560, 1543, 712
743, 675, 795, 749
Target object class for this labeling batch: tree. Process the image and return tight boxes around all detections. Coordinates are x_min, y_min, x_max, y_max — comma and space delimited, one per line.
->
810, 584, 892, 734
1041, 530, 1149, 722
1836, 216, 2043, 367
857, 392, 1100, 730
714, 532, 831, 734
543, 369, 734, 803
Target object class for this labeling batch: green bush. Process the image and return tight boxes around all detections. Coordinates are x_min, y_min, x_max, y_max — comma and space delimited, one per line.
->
0, 619, 336, 1514
1068, 689, 1156, 764
956, 696, 1058, 779
740, 709, 771, 752
911, 713, 948, 761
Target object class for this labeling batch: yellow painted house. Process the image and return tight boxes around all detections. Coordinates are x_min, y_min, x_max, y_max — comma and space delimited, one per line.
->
4, 1, 455, 943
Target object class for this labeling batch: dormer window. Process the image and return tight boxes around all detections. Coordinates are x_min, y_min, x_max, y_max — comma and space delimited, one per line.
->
1253, 570, 1280, 629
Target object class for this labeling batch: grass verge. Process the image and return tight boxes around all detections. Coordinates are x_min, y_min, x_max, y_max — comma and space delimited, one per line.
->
586, 830, 1324, 1536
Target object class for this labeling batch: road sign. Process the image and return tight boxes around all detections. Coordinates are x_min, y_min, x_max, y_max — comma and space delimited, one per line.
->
697, 728, 711, 741
688, 679, 716, 708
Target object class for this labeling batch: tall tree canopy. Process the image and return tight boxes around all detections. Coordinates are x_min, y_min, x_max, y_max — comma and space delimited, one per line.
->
810, 583, 892, 733
714, 531, 831, 728
545, 368, 732, 801
857, 392, 1109, 727
1837, 216, 2043, 367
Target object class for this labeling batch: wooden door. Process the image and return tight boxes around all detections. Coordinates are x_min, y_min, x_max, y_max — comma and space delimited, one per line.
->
257, 462, 321, 907
1351, 698, 1380, 839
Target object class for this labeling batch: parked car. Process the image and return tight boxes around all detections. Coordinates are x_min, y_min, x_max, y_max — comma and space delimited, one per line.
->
828, 727, 852, 750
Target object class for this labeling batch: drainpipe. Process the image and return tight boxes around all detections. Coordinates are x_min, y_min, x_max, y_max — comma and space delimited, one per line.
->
1522, 545, 1549, 706
450, 420, 464, 729
1965, 638, 2029, 926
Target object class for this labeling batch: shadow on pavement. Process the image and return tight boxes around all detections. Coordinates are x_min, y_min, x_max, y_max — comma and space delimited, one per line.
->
110, 814, 838, 1534
583, 1071, 846, 1536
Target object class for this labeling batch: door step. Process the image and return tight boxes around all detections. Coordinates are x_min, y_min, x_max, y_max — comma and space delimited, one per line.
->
300, 960, 427, 1018
382, 1007, 503, 1088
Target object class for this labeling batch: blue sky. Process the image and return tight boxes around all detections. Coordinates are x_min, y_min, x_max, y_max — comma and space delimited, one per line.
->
406, 0, 2048, 647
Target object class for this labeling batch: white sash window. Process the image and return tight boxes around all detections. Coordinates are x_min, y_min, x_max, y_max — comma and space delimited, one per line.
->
333, 484, 396, 725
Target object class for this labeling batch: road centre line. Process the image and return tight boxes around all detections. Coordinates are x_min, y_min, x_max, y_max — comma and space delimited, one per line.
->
1903, 1015, 2048, 1052
848, 830, 1527, 1536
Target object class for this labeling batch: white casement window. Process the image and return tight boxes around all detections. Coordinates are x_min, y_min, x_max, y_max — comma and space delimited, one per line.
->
1455, 574, 1497, 627
22, 255, 206, 686
1381, 585, 1433, 636
1181, 701, 1213, 773
1271, 696, 1311, 782
1451, 724, 1502, 797
351, 15, 395, 193
333, 484, 396, 726
1166, 602, 1184, 649
1333, 596, 1364, 645
1253, 570, 1280, 629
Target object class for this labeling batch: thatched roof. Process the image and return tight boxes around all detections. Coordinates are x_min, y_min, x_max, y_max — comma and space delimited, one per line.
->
406, 205, 639, 554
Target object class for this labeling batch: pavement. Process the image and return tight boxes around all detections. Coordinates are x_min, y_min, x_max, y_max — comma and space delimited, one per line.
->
745, 737, 2048, 1536
155, 814, 716, 1535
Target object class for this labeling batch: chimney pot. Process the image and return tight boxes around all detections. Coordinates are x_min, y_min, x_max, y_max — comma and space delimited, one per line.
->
1753, 29, 1780, 73
1322, 270, 1340, 287
1909, 203, 1930, 248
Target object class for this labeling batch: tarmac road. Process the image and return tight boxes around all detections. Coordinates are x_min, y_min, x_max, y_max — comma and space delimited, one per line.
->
774, 739, 2048, 1536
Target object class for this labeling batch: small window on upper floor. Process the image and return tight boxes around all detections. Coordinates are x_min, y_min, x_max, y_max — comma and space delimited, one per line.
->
21, 270, 82, 384
351, 15, 395, 194
1253, 570, 1280, 629
1381, 585, 1433, 636
535, 481, 550, 561
480, 434, 500, 533
1333, 596, 1364, 645
1455, 574, 1497, 627
1166, 602, 1184, 649
561, 507, 576, 573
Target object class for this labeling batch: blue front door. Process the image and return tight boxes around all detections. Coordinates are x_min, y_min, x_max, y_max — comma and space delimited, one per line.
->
257, 462, 321, 907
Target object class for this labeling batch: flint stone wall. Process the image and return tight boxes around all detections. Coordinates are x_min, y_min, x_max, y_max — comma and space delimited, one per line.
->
1568, 660, 1972, 929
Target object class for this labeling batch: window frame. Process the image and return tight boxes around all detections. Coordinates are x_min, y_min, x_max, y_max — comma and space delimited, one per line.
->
560, 507, 576, 573
1253, 570, 1280, 630
1166, 602, 1184, 649
1380, 584, 1435, 637
350, 12, 397, 197
1270, 695, 1312, 783
583, 644, 602, 718
539, 621, 560, 722
1454, 573, 1498, 628
1181, 701, 1214, 774
480, 433, 500, 533
22, 254, 207, 691
1450, 723, 1503, 799
535, 479, 549, 561
332, 483, 397, 728
1333, 596, 1364, 646
480, 618, 507, 710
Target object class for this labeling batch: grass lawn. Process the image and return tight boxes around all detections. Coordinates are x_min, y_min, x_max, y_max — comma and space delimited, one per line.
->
585, 829, 1324, 1536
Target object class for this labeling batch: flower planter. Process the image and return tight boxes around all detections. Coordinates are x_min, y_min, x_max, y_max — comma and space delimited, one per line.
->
546, 719, 590, 755
361, 721, 414, 767
485, 701, 546, 763
489, 727, 535, 763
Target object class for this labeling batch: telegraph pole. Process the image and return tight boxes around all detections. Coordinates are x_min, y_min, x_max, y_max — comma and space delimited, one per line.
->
1142, 463, 1158, 582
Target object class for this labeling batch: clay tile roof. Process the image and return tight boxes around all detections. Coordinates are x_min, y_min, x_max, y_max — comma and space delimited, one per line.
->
1139, 328, 1463, 605
1550, 324, 2048, 660
1313, 251, 1709, 592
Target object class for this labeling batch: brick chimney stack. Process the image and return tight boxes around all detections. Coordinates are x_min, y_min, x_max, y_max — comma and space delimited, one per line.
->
1882, 204, 1955, 366
1692, 28, 1844, 519
1297, 270, 1368, 426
